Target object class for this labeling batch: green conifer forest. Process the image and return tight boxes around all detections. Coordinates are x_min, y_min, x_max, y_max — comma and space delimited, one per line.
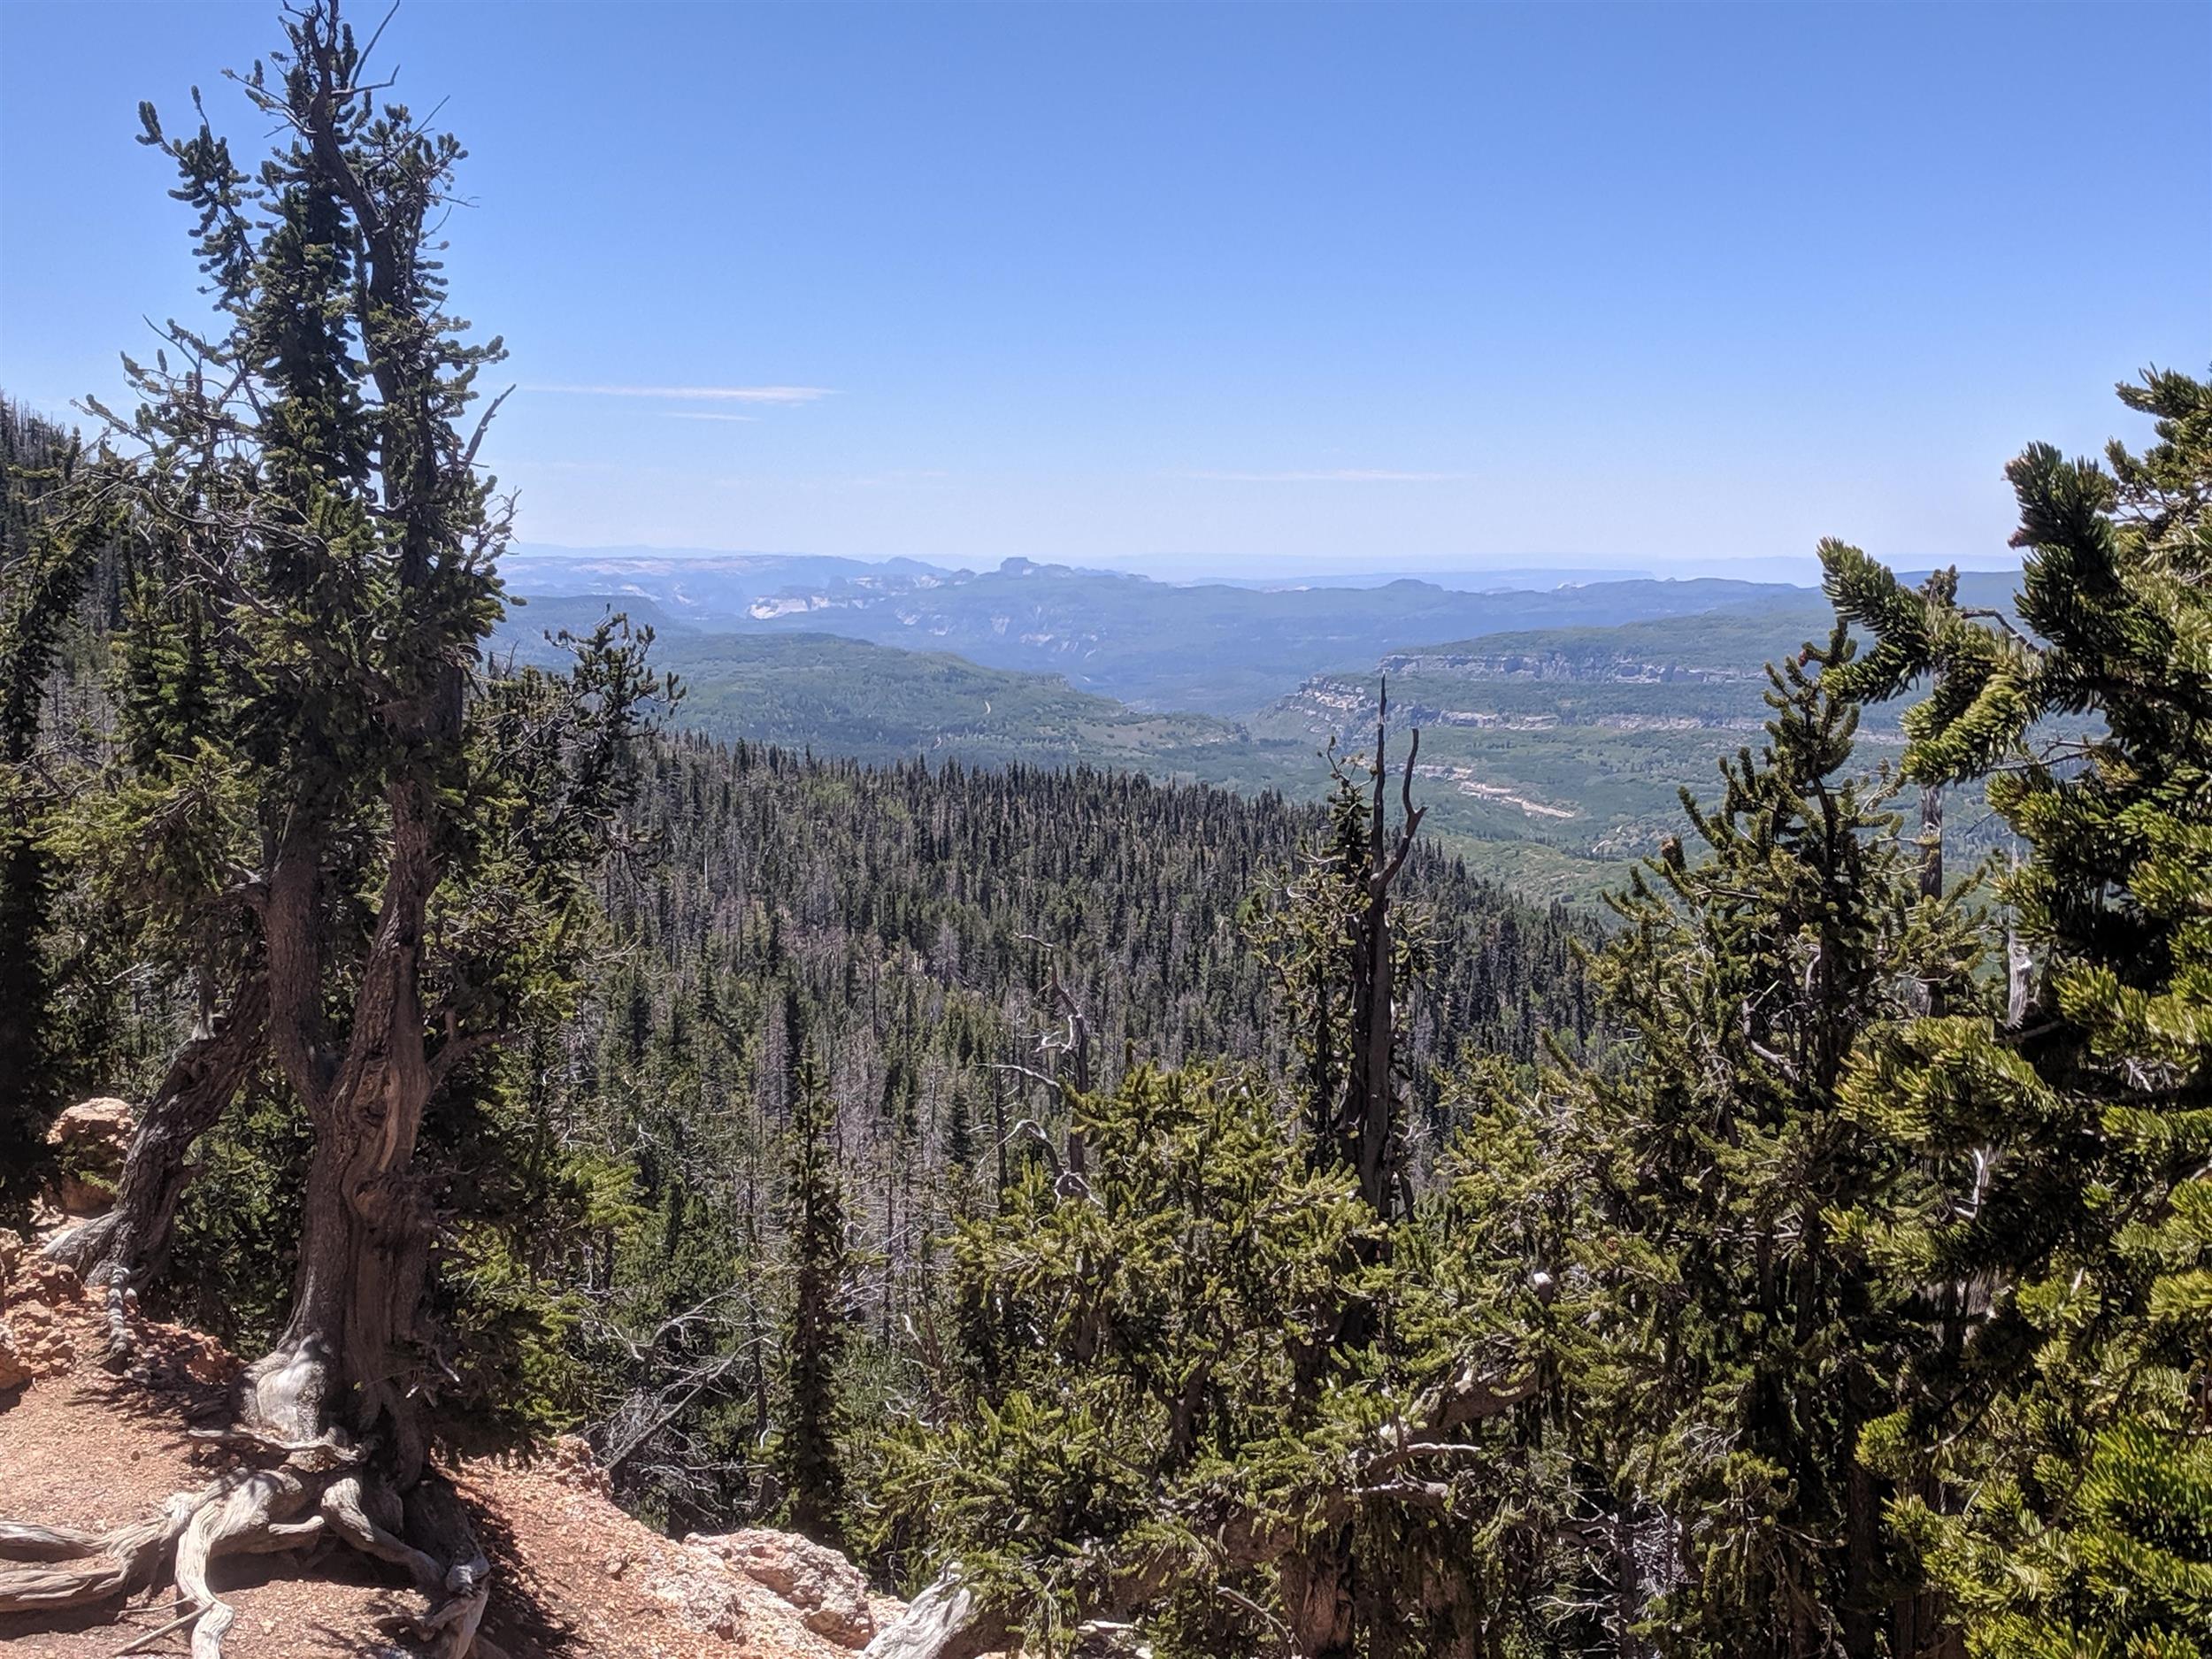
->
1, 4, 2205, 1657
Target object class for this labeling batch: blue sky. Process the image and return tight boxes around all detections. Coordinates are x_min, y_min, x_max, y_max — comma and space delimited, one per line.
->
3, 1, 2205, 579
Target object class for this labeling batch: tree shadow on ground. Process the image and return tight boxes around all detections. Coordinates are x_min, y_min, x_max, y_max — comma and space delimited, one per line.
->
465, 1488, 579, 1658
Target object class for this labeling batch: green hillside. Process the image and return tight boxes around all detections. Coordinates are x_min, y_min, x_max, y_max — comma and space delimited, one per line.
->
667, 632, 1272, 769
506, 580, 2034, 905
1252, 575, 2029, 898
497, 602, 1301, 773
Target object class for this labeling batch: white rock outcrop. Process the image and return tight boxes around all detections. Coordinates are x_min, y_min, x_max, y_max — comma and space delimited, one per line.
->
685, 1526, 878, 1647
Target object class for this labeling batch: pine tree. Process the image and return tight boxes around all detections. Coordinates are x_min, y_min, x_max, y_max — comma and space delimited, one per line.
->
1823, 366, 2212, 1656
0, 403, 105, 1218
780, 1032, 852, 1543
1532, 625, 1982, 1655
870, 1063, 1381, 1653
944, 1083, 976, 1192
1, 5, 665, 1647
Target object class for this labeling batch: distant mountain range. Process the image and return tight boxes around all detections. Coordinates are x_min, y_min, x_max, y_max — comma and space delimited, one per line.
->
502, 548, 1805, 715
1179, 566, 1652, 591
498, 557, 2027, 902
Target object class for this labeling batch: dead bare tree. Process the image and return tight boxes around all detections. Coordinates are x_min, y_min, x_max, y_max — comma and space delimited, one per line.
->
996, 933, 1096, 1185
1344, 682, 1425, 1223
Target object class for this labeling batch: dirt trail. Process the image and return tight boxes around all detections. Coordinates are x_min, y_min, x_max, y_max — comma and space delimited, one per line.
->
0, 1252, 900, 1659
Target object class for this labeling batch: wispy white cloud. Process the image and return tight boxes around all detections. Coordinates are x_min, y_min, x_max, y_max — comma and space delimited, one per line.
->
709, 468, 953, 491
1179, 468, 1467, 483
526, 383, 834, 403
662, 411, 758, 423
506, 458, 953, 490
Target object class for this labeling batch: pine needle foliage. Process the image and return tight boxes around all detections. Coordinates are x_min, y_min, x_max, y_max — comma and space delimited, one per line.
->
0, 403, 106, 1214
1490, 625, 1985, 1656
867, 1062, 1384, 1652
1824, 367, 2212, 1657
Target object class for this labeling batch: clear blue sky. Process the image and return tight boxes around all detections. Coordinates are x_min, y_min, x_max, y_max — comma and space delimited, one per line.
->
3, 1, 2205, 578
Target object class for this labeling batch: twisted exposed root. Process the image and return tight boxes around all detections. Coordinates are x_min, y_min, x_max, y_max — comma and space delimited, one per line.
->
1, 1462, 492, 1658
417, 1577, 490, 1659
172, 1466, 323, 1659
0, 1521, 119, 1562
378, 1601, 503, 1659
861, 1567, 1002, 1659
239, 1337, 337, 1449
395, 1475, 492, 1659
0, 1485, 212, 1612
39, 1208, 120, 1282
319, 1473, 444, 1589
116, 1603, 212, 1655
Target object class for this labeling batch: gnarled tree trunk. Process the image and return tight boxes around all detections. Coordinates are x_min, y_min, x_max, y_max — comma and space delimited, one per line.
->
43, 975, 267, 1297
42, 975, 268, 1380
1279, 1536, 1360, 1659
248, 765, 460, 1479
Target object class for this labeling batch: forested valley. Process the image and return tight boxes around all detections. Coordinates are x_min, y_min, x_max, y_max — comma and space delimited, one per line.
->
3, 6, 2208, 1659
133, 707, 1600, 1538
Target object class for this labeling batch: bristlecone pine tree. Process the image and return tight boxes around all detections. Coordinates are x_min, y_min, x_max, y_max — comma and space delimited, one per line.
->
0, 4, 664, 1654
1824, 367, 2212, 1657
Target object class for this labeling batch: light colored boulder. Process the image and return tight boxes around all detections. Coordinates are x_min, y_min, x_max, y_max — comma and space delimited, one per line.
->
645, 1562, 751, 1645
687, 1526, 878, 1647
46, 1095, 136, 1214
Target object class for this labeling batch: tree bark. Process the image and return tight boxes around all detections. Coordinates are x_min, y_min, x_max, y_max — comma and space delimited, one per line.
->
1842, 1418, 1881, 1659
1280, 1533, 1360, 1659
43, 975, 268, 1305
1613, 1496, 1642, 1659
250, 772, 447, 1484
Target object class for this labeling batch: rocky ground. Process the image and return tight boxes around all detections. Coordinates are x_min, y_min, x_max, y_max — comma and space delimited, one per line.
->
0, 1115, 906, 1659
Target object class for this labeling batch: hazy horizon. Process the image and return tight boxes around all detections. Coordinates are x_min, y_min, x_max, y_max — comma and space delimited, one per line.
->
506, 539, 2026, 590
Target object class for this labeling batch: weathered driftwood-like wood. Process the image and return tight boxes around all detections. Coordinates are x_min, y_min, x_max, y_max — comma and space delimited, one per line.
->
861, 1571, 1004, 1659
